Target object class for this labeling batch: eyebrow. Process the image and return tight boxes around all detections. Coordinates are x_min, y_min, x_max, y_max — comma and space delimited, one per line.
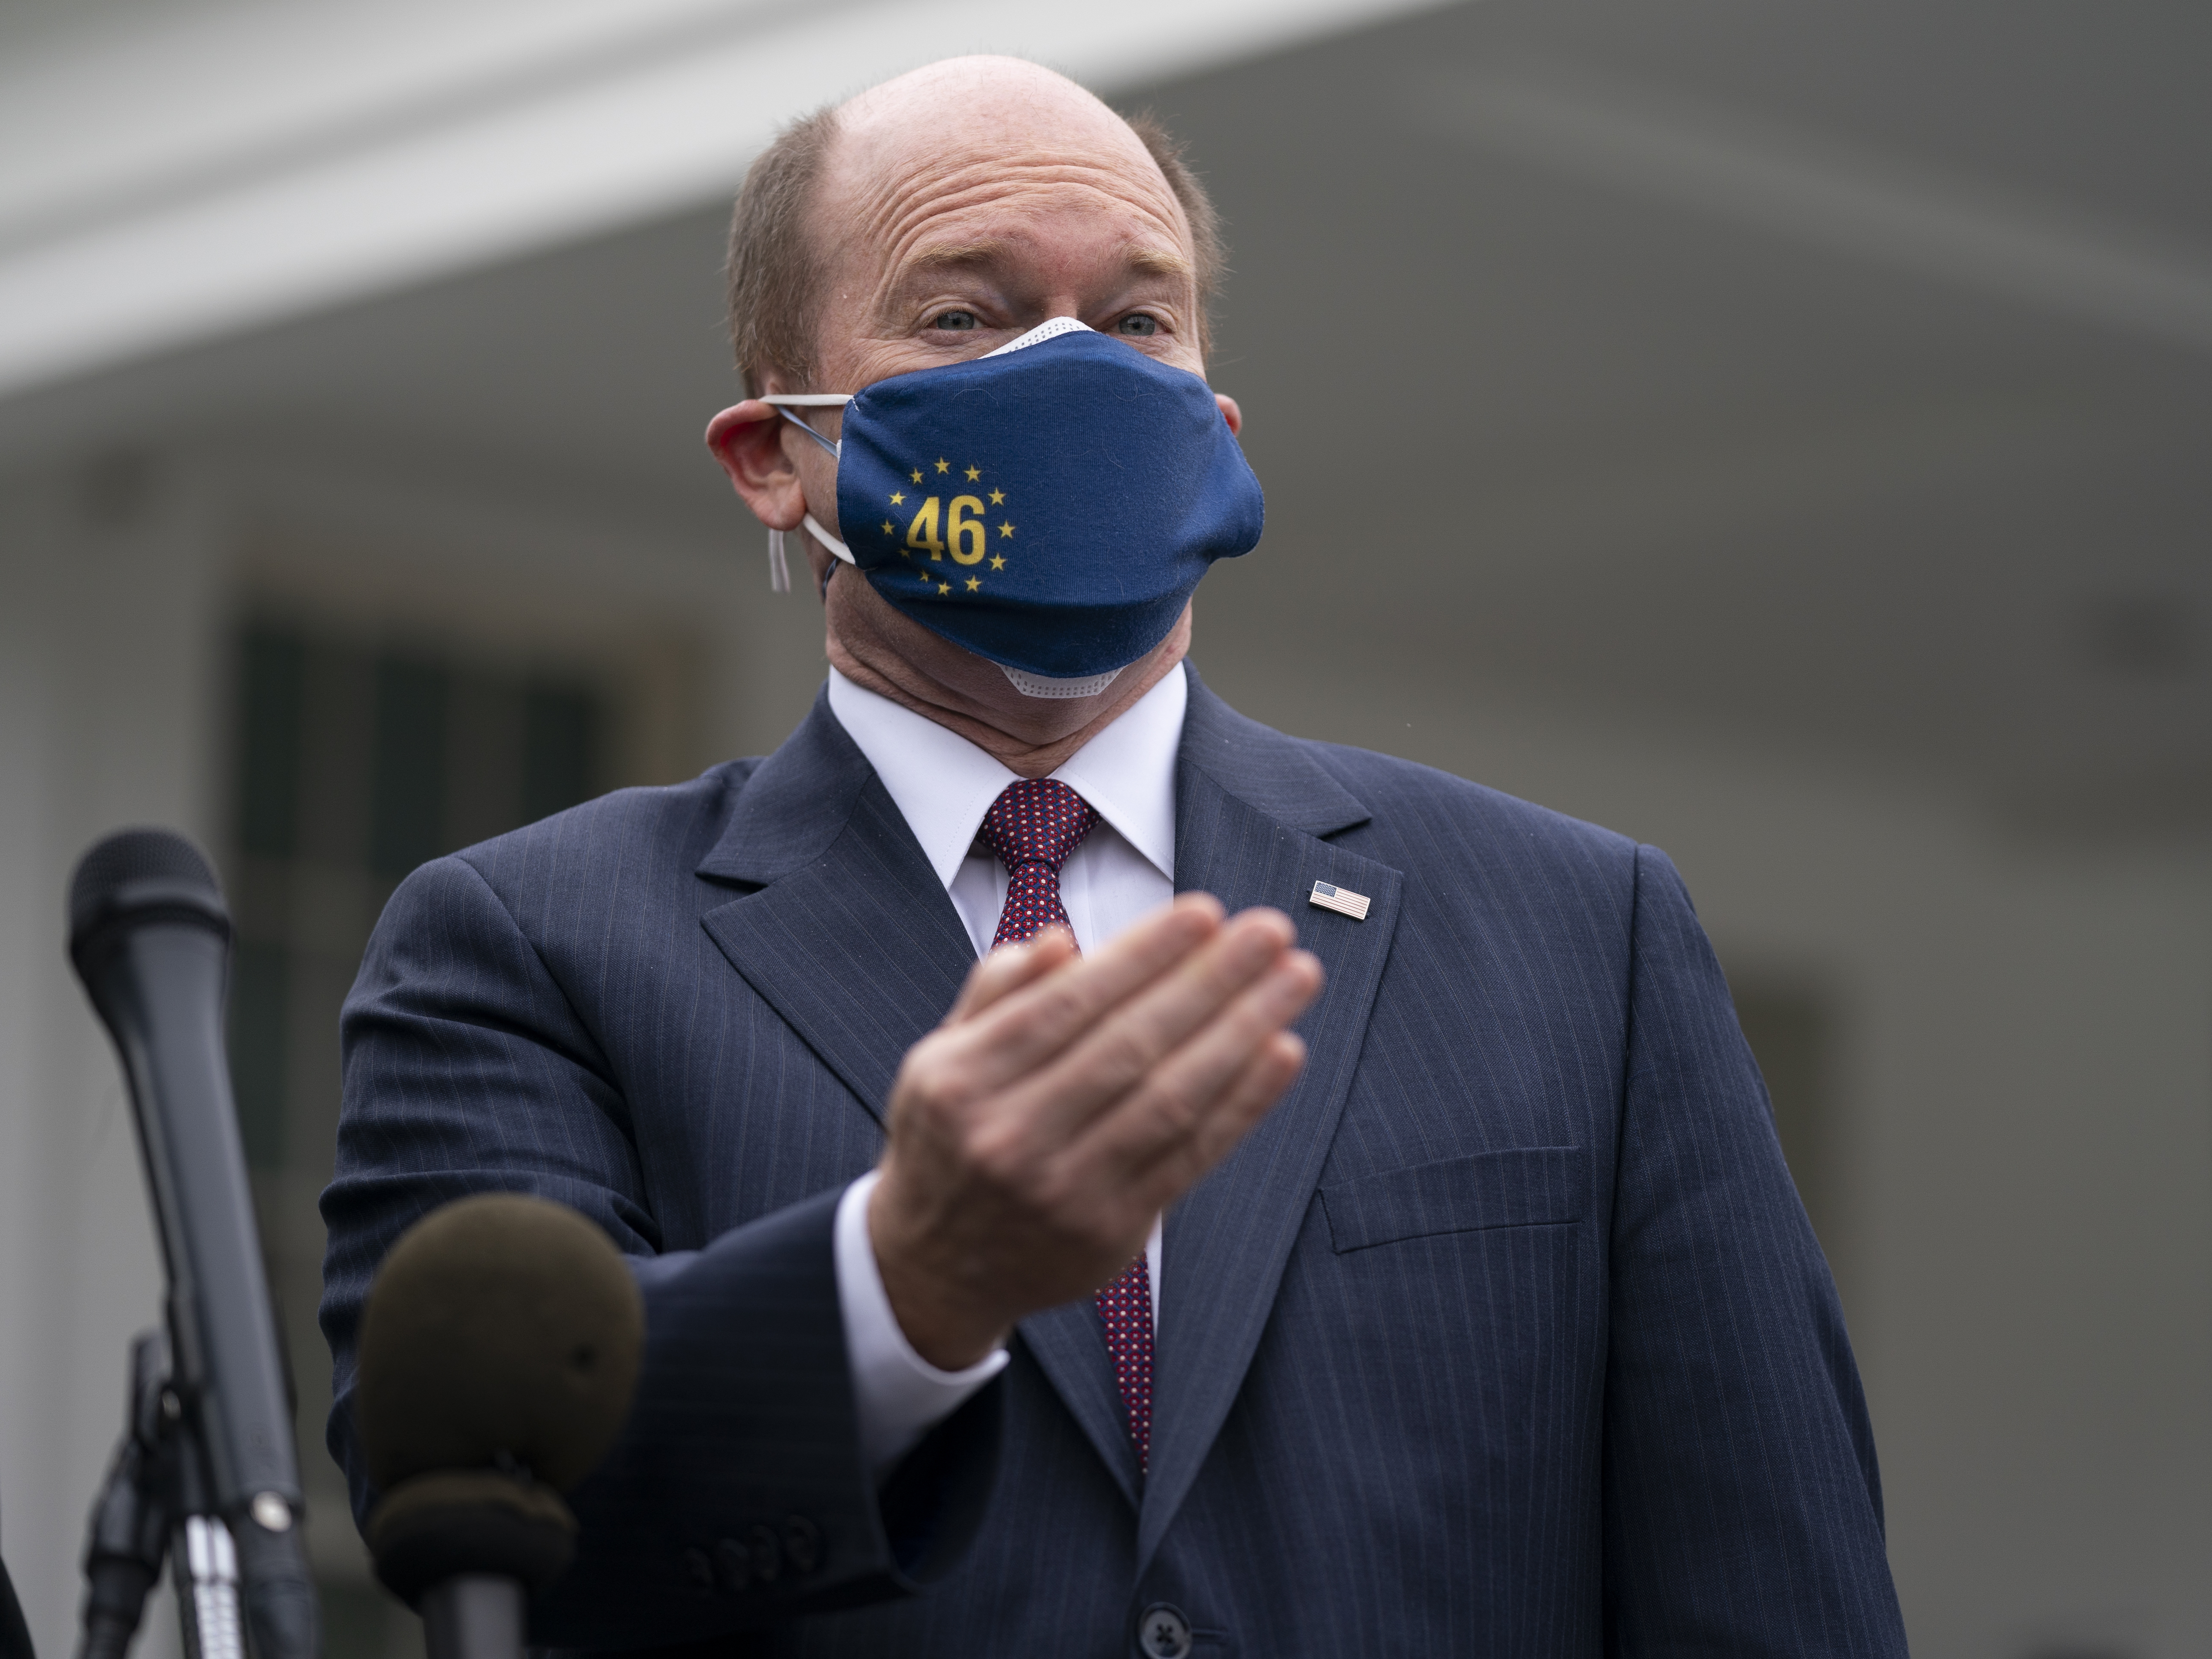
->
904, 241, 1008, 272
1126, 247, 1194, 278
897, 240, 1193, 280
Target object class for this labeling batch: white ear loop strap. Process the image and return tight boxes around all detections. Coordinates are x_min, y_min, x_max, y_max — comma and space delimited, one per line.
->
762, 394, 852, 460
755, 397, 856, 590
762, 516, 854, 595
803, 514, 856, 566
764, 517, 854, 595
773, 407, 840, 458
755, 332, 1086, 594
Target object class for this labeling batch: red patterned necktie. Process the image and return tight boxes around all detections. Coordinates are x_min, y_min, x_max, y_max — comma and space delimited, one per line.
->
976, 779, 1154, 1474
979, 777, 1097, 950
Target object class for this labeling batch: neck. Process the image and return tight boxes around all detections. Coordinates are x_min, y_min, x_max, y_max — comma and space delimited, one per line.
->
822, 578, 1191, 778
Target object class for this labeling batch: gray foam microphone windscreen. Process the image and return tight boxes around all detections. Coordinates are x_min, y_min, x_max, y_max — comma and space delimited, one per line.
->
356, 1193, 645, 1496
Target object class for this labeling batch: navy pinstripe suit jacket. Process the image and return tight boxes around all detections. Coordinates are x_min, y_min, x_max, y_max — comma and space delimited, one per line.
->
321, 671, 1908, 1656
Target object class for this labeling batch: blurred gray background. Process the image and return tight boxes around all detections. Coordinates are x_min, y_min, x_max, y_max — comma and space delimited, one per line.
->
2, 3, 2206, 1657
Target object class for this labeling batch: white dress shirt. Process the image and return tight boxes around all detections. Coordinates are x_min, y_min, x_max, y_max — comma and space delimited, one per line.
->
824, 663, 1184, 1478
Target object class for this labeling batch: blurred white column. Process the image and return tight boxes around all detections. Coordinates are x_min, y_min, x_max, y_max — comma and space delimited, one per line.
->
0, 453, 223, 1659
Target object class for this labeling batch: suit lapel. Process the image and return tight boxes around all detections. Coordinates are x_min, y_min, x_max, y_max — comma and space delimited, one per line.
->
698, 691, 1139, 1498
1019, 675, 1408, 1523
1017, 1303, 1144, 1508
695, 691, 975, 1125
1137, 676, 1404, 1570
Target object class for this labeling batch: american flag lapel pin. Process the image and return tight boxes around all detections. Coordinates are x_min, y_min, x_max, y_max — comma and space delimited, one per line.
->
1308, 880, 1370, 921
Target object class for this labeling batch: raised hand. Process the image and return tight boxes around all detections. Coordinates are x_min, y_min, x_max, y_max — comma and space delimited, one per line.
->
870, 894, 1324, 1369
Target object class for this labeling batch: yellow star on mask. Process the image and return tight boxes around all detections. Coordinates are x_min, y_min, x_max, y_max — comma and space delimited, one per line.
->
965, 576, 981, 591
989, 555, 1006, 570
881, 521, 895, 535
998, 521, 1016, 538
909, 469, 924, 485
934, 458, 949, 473
889, 491, 904, 505
988, 488, 1005, 505
937, 581, 951, 594
964, 465, 981, 482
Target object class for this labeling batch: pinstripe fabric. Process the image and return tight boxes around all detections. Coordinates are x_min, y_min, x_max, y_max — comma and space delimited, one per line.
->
320, 671, 1906, 1658
321, 711, 997, 1644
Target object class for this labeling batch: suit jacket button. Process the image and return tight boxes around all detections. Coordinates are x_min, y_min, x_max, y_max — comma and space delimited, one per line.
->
714, 1537, 751, 1592
681, 1548, 712, 1589
783, 1515, 821, 1574
1136, 1604, 1192, 1659
746, 1523, 782, 1585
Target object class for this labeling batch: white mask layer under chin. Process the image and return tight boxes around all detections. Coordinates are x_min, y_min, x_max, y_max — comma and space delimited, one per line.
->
999, 663, 1124, 700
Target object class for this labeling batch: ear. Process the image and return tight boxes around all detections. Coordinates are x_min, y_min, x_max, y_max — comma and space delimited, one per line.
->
1214, 392, 1243, 437
705, 401, 806, 530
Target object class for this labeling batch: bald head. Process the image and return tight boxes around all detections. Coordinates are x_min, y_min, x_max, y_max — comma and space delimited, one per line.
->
842, 56, 1149, 146
725, 57, 1222, 397
833, 57, 1167, 208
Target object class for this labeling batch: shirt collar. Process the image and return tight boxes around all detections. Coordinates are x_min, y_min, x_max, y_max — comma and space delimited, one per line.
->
825, 663, 1185, 891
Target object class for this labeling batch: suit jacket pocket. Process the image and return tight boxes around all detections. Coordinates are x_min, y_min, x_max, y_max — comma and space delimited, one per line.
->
1320, 1146, 1588, 1253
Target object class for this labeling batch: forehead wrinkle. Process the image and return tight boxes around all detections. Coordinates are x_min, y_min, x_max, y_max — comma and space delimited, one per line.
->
861, 164, 1181, 240
864, 180, 1188, 285
831, 141, 1187, 259
812, 114, 1200, 353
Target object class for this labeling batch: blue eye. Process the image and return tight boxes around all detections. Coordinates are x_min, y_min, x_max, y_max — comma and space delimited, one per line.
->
931, 310, 979, 331
1118, 315, 1160, 337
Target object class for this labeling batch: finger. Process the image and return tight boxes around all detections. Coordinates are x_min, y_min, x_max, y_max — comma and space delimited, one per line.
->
937, 894, 1227, 1092
1024, 1025, 1308, 1262
945, 928, 1075, 1025
889, 898, 1224, 1154
1126, 1030, 1309, 1209
963, 928, 1076, 1020
945, 941, 1029, 1027
1057, 947, 1322, 1177
1011, 908, 1301, 1138
1003, 909, 1302, 1142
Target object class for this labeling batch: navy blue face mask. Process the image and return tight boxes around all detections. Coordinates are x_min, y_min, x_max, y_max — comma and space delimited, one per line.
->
764, 319, 1264, 693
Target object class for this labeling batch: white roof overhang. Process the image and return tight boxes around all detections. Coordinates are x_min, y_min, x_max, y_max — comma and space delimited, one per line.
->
0, 0, 1449, 403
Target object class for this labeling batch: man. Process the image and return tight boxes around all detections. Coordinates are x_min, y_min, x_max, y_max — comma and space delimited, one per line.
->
321, 56, 1908, 1657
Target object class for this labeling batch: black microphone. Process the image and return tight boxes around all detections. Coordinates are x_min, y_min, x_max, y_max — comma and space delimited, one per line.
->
67, 830, 318, 1659
355, 1194, 642, 1659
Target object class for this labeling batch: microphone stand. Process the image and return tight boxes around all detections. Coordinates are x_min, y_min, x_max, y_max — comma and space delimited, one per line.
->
78, 1332, 250, 1659
64, 831, 318, 1659
418, 1574, 523, 1659
368, 1468, 573, 1659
